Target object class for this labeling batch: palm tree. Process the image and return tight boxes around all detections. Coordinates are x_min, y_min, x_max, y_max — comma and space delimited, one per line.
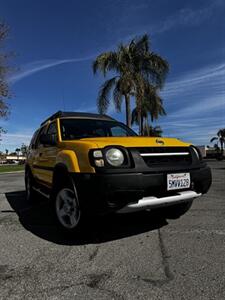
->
131, 87, 166, 135
15, 148, 20, 158
93, 35, 169, 128
210, 129, 225, 157
0, 127, 6, 142
144, 125, 163, 137
20, 143, 28, 156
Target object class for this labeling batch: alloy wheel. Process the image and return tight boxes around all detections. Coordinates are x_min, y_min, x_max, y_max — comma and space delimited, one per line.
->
55, 188, 80, 229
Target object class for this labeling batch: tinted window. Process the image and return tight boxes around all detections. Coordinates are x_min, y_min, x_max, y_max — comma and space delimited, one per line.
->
35, 126, 47, 148
60, 119, 137, 140
30, 130, 39, 149
111, 125, 129, 137
47, 122, 58, 144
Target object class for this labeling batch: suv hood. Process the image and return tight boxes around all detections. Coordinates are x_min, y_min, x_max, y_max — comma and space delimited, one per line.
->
76, 136, 190, 148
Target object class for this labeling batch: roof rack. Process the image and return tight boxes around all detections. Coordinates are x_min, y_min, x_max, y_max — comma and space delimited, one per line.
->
41, 111, 115, 126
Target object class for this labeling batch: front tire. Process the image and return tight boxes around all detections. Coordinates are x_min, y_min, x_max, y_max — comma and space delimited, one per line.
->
54, 179, 82, 233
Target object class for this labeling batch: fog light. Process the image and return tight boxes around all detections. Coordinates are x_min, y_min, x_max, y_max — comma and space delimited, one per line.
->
94, 159, 104, 167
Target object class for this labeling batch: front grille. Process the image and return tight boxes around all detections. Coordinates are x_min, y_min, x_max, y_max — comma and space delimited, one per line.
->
137, 147, 192, 168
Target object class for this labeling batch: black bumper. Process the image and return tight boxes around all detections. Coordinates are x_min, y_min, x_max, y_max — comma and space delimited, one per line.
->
72, 165, 212, 214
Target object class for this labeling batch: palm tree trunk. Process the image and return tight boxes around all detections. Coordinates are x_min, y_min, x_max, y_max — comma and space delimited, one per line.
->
220, 138, 224, 155
141, 115, 144, 135
138, 110, 143, 135
145, 118, 149, 136
125, 94, 131, 128
142, 117, 145, 136
137, 100, 143, 135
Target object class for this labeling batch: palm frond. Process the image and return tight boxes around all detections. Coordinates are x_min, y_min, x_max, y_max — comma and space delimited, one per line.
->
143, 84, 166, 121
97, 77, 117, 113
217, 129, 225, 138
210, 137, 218, 143
93, 51, 118, 76
135, 34, 149, 54
113, 79, 123, 112
142, 53, 169, 88
131, 107, 139, 125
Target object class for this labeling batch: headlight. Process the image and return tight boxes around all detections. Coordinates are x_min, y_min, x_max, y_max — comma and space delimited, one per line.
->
105, 148, 124, 167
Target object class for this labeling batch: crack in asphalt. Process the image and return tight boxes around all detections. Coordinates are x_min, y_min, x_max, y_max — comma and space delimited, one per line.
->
0, 265, 14, 281
84, 272, 125, 300
158, 229, 174, 282
85, 272, 110, 289
24, 272, 125, 299
88, 246, 99, 262
138, 229, 174, 288
0, 249, 124, 300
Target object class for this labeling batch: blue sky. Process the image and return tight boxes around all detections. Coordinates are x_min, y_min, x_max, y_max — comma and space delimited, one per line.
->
0, 0, 224, 151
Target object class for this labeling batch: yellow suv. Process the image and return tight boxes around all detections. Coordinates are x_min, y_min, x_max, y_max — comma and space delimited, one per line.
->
25, 111, 211, 232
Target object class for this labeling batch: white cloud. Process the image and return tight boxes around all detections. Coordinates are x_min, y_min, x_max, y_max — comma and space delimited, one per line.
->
0, 133, 32, 151
155, 60, 225, 145
169, 94, 225, 119
112, 0, 224, 43
161, 63, 225, 98
75, 104, 97, 113
153, 0, 224, 35
8, 56, 96, 85
158, 61, 225, 124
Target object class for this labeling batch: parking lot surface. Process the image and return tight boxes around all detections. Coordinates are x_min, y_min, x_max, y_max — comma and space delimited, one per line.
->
0, 160, 225, 299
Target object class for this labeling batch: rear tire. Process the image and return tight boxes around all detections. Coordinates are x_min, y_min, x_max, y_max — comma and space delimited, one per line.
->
25, 170, 38, 203
157, 200, 193, 219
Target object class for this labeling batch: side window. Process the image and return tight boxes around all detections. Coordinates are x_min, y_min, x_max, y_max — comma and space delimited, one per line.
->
47, 122, 58, 143
94, 128, 106, 137
30, 130, 39, 149
111, 125, 129, 137
35, 126, 47, 148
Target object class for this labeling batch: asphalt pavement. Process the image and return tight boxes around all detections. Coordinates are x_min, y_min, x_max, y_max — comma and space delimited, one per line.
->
0, 160, 224, 299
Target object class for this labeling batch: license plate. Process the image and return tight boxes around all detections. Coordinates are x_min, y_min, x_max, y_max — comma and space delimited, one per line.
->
167, 173, 190, 191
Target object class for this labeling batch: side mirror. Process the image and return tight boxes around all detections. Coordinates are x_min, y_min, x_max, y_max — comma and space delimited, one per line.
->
39, 133, 57, 146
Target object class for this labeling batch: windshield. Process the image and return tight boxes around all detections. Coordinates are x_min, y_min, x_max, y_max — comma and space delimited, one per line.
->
60, 118, 137, 140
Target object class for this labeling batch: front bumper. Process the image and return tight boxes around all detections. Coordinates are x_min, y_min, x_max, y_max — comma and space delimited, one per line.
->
117, 190, 201, 213
72, 165, 212, 214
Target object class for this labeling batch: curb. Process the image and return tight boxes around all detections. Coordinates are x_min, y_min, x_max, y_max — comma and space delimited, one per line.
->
0, 170, 25, 175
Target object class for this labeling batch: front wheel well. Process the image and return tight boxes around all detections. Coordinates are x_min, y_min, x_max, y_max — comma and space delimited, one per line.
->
52, 164, 71, 192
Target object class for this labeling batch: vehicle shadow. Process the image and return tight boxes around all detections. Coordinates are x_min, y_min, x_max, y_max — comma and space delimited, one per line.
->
5, 190, 168, 245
